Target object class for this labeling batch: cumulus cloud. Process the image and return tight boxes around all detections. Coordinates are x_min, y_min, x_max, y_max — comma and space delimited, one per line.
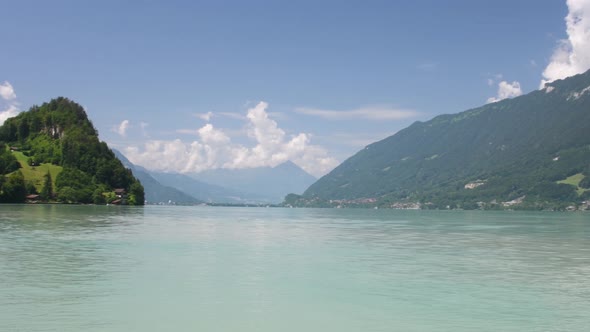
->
294, 105, 419, 120
541, 0, 590, 87
487, 81, 523, 103
0, 81, 16, 100
0, 81, 20, 125
115, 120, 130, 137
124, 101, 339, 177
0, 104, 20, 125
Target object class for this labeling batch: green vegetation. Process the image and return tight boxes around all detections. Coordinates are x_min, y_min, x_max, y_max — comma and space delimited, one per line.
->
557, 173, 585, 187
296, 69, 590, 211
40, 171, 53, 201
0, 143, 22, 201
1, 171, 26, 203
11, 149, 62, 192
0, 97, 144, 205
557, 173, 589, 196
1, 144, 20, 173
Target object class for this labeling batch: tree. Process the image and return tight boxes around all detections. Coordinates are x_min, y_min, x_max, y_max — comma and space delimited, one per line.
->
17, 120, 29, 143
129, 181, 145, 205
0, 171, 26, 203
25, 180, 37, 195
55, 169, 93, 203
0, 144, 20, 174
92, 188, 106, 204
57, 186, 77, 203
1, 98, 145, 206
40, 171, 53, 201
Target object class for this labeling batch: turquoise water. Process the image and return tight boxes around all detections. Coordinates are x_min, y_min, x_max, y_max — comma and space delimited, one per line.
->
0, 205, 589, 331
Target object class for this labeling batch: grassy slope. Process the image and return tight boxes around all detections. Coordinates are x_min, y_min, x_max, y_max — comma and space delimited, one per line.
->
11, 150, 62, 192
557, 173, 588, 196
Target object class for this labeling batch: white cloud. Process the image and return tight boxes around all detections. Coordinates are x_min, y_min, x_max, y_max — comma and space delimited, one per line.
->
196, 111, 213, 122
177, 126, 248, 139
294, 105, 419, 120
124, 101, 339, 177
541, 0, 590, 87
487, 81, 523, 103
0, 81, 16, 100
0, 104, 20, 125
199, 123, 231, 145
115, 120, 130, 137
0, 81, 20, 125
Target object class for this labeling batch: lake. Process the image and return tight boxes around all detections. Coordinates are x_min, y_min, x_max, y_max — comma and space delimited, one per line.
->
1, 205, 589, 331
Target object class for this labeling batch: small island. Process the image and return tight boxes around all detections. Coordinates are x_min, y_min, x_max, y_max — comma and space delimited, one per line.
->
0, 97, 144, 205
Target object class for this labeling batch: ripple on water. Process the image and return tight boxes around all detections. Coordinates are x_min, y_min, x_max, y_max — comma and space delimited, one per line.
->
0, 206, 589, 332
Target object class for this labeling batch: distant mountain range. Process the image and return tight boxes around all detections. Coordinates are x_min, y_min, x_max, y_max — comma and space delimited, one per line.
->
288, 69, 590, 210
189, 161, 316, 203
113, 150, 200, 204
114, 150, 315, 204
149, 171, 255, 204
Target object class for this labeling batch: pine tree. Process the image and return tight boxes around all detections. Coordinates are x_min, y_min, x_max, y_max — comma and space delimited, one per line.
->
40, 171, 53, 201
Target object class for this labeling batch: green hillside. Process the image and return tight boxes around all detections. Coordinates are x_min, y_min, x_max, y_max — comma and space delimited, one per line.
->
0, 97, 144, 205
10, 149, 62, 192
557, 173, 589, 196
295, 70, 590, 210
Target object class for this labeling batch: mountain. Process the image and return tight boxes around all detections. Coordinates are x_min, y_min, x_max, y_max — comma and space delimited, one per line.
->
113, 150, 200, 204
149, 172, 260, 204
0, 97, 144, 205
190, 161, 316, 203
113, 152, 305, 204
294, 70, 590, 210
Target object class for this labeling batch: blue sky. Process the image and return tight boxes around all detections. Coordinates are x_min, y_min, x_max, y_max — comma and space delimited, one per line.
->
1, 0, 588, 176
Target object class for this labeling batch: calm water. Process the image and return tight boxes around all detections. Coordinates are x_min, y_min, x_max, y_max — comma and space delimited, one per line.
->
0, 205, 589, 331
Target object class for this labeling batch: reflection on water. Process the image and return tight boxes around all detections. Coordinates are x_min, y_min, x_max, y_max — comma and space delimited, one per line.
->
1, 205, 589, 331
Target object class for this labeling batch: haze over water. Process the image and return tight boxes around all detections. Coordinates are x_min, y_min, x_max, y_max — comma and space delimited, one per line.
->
1, 205, 589, 331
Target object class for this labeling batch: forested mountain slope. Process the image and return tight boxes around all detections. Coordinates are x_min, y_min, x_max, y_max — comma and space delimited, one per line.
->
297, 70, 590, 210
0, 97, 144, 204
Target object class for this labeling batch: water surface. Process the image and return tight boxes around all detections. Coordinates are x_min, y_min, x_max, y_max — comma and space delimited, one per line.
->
1, 205, 589, 331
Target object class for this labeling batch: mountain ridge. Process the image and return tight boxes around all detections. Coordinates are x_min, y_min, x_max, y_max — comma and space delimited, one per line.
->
290, 70, 590, 210
112, 149, 200, 204
189, 161, 316, 203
